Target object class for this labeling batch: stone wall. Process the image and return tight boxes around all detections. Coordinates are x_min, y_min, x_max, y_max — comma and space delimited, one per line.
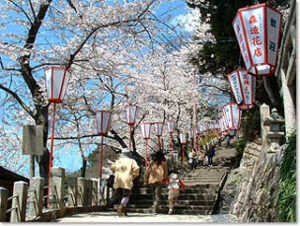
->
229, 139, 286, 222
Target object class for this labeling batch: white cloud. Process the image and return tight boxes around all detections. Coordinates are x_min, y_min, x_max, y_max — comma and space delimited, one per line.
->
171, 7, 201, 33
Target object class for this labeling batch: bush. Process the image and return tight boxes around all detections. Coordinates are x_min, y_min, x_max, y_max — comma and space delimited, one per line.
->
277, 131, 296, 222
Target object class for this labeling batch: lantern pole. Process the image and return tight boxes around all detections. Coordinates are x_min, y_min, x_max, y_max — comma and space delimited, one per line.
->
181, 143, 185, 163
145, 139, 149, 167
128, 126, 131, 151
196, 133, 199, 152
170, 132, 173, 156
47, 102, 56, 208
99, 135, 104, 180
157, 135, 161, 151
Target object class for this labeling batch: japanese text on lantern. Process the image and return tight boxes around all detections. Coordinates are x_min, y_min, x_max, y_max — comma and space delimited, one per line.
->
249, 15, 262, 58
242, 74, 251, 102
236, 24, 250, 63
230, 74, 242, 104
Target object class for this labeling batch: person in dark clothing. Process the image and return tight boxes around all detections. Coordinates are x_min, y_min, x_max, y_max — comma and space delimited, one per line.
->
208, 144, 215, 166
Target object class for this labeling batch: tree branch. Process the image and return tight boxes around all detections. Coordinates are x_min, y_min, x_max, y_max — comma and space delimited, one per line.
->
0, 84, 35, 118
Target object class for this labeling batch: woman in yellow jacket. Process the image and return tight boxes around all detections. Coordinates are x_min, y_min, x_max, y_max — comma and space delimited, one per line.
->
111, 148, 140, 217
144, 151, 168, 214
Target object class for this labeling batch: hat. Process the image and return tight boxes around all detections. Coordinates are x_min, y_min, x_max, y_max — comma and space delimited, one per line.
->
121, 148, 130, 154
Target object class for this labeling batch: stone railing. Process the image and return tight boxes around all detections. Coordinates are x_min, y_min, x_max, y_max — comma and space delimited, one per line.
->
0, 167, 111, 222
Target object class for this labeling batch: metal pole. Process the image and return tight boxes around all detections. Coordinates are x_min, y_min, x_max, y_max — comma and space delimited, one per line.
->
129, 125, 132, 152
181, 144, 185, 163
100, 135, 104, 180
170, 133, 173, 156
47, 102, 56, 208
157, 136, 161, 151
145, 139, 148, 167
196, 134, 199, 152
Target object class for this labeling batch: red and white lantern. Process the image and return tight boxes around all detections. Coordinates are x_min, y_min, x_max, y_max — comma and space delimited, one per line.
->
141, 122, 151, 139
45, 66, 71, 103
233, 3, 282, 77
227, 68, 256, 110
96, 110, 112, 136
167, 121, 175, 156
180, 133, 187, 144
126, 103, 138, 126
154, 122, 164, 150
140, 122, 151, 167
179, 133, 187, 163
167, 121, 176, 133
95, 110, 112, 180
154, 122, 164, 136
188, 129, 194, 139
223, 103, 242, 130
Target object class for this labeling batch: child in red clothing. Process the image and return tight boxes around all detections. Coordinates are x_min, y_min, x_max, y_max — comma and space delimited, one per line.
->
165, 171, 185, 215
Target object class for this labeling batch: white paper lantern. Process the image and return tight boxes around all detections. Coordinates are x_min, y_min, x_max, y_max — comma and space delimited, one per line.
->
126, 103, 138, 125
233, 3, 282, 77
223, 103, 242, 130
167, 121, 176, 133
96, 110, 112, 136
45, 66, 71, 103
179, 133, 187, 144
154, 122, 164, 136
227, 68, 256, 110
140, 122, 151, 139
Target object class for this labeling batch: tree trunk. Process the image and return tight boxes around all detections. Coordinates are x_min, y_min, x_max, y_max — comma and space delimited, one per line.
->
35, 105, 50, 182
80, 158, 87, 178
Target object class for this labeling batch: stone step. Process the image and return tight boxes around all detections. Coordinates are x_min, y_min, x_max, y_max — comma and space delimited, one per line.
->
134, 193, 216, 201
132, 199, 215, 206
127, 204, 212, 210
124, 207, 211, 215
137, 186, 218, 194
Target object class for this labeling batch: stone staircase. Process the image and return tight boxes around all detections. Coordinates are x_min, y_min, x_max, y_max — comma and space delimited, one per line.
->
124, 167, 228, 215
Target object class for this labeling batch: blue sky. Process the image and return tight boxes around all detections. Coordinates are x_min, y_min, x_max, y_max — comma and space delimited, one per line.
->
0, 0, 198, 177
56, 0, 194, 174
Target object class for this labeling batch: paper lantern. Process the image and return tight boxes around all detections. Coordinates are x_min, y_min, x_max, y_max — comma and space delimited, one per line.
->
96, 110, 112, 136
227, 68, 256, 110
179, 133, 187, 144
45, 66, 71, 103
188, 128, 194, 138
233, 3, 282, 77
154, 122, 164, 136
167, 121, 175, 133
140, 122, 151, 139
223, 103, 242, 130
126, 103, 138, 125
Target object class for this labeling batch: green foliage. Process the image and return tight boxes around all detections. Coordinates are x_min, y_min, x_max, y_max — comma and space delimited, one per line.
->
235, 108, 260, 159
235, 137, 247, 158
187, 0, 291, 76
199, 131, 218, 146
277, 131, 296, 222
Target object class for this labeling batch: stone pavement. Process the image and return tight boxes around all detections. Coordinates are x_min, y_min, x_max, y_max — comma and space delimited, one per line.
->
56, 211, 239, 223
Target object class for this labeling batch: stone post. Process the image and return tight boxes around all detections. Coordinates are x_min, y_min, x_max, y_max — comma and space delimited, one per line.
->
263, 108, 285, 154
67, 178, 77, 207
260, 103, 270, 149
50, 167, 65, 215
91, 179, 98, 206
85, 179, 92, 206
10, 181, 28, 222
29, 177, 44, 218
77, 177, 86, 206
0, 187, 8, 222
